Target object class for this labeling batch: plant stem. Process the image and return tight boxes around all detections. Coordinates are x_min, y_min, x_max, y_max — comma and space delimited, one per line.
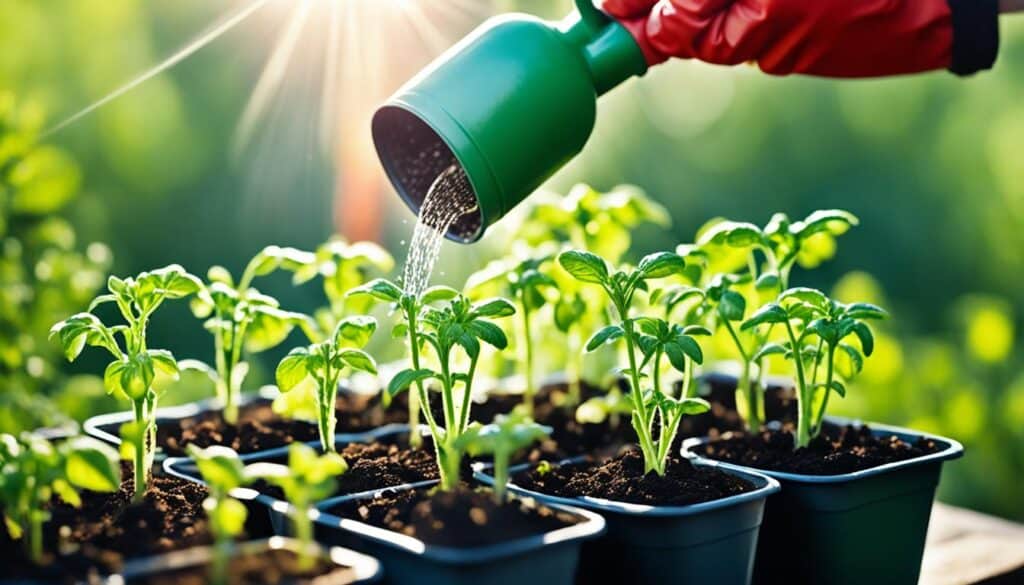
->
131, 399, 147, 502
291, 502, 314, 572
520, 294, 535, 417
724, 319, 763, 432
458, 355, 478, 435
28, 514, 42, 564
811, 345, 837, 437
620, 317, 657, 472
211, 540, 230, 585
493, 448, 509, 503
405, 308, 426, 448
784, 321, 812, 450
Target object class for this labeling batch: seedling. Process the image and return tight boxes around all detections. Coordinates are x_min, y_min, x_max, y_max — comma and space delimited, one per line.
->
244, 443, 347, 570
516, 185, 670, 404
286, 237, 395, 319
275, 316, 378, 453
50, 265, 201, 500
349, 279, 514, 489
0, 433, 120, 564
189, 246, 320, 425
742, 287, 885, 448
559, 250, 711, 475
466, 251, 556, 416
688, 210, 860, 431
187, 445, 252, 585
456, 413, 550, 503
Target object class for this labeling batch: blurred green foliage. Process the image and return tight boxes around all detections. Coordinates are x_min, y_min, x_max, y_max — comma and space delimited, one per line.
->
0, 0, 1021, 521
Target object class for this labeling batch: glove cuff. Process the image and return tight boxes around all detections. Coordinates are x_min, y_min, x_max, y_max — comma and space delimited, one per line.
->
947, 0, 999, 75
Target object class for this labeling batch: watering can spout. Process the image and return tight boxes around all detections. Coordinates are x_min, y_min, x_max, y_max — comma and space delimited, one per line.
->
372, 1, 646, 243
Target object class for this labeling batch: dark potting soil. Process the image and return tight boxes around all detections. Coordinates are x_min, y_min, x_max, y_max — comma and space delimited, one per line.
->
100, 393, 408, 457
514, 448, 755, 506
124, 548, 353, 585
0, 461, 210, 583
695, 422, 942, 475
251, 433, 442, 501
329, 486, 579, 548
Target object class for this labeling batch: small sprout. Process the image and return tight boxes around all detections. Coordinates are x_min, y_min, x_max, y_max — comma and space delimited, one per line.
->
741, 288, 886, 448
275, 316, 378, 453
349, 279, 515, 490
188, 445, 251, 585
466, 250, 557, 416
51, 265, 201, 500
0, 434, 120, 564
456, 413, 551, 503
559, 250, 710, 476
189, 246, 320, 425
535, 460, 554, 476
245, 443, 347, 570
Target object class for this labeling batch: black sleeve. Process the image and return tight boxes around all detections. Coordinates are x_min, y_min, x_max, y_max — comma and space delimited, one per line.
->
947, 0, 1000, 75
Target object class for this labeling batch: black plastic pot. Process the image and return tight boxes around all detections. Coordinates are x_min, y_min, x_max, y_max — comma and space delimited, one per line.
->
475, 457, 779, 585
162, 426, 419, 537
309, 483, 605, 585
683, 418, 964, 585
109, 537, 381, 584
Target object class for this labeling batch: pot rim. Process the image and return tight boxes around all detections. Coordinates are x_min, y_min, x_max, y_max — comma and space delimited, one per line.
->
681, 416, 965, 484
162, 426, 422, 508
110, 537, 380, 584
84, 387, 381, 450
473, 456, 780, 517
310, 482, 607, 565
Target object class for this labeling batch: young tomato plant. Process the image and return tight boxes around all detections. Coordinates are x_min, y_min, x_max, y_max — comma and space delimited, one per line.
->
456, 413, 550, 503
275, 316, 378, 453
189, 246, 320, 425
742, 287, 885, 448
349, 279, 514, 488
466, 250, 556, 416
245, 443, 347, 570
559, 250, 710, 476
50, 265, 201, 500
0, 434, 120, 564
187, 445, 253, 585
690, 210, 860, 432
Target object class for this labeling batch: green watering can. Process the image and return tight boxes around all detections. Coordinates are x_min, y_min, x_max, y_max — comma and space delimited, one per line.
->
372, 0, 647, 243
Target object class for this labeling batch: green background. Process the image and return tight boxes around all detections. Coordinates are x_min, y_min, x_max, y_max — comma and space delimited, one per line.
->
1, 0, 1022, 520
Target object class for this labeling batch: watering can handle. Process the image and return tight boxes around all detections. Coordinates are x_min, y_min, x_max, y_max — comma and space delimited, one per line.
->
575, 0, 612, 32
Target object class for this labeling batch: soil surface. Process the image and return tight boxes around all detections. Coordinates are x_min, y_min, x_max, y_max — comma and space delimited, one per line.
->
100, 393, 408, 457
125, 548, 353, 585
0, 461, 209, 583
514, 448, 756, 506
694, 422, 942, 475
251, 432, 442, 501
328, 486, 579, 548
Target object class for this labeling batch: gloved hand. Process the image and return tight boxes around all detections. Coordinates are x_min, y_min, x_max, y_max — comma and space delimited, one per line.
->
603, 0, 999, 77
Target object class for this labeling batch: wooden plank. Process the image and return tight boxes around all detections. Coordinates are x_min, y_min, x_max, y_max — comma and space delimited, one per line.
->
920, 504, 1024, 585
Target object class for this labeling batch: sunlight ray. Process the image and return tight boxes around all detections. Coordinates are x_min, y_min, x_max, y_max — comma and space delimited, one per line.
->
319, 0, 343, 152
43, 0, 274, 137
235, 0, 314, 152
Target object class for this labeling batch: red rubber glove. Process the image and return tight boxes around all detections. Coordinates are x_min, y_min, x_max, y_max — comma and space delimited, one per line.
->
603, 0, 999, 77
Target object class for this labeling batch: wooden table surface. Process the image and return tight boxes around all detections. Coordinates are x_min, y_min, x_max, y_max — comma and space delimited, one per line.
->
921, 503, 1024, 585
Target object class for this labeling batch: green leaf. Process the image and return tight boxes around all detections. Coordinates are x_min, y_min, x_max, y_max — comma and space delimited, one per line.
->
838, 343, 864, 374
637, 251, 686, 279
718, 290, 746, 321
557, 250, 608, 285
188, 445, 246, 492
755, 273, 780, 291
753, 343, 788, 362
333, 315, 377, 348
851, 322, 875, 356
845, 302, 887, 320
119, 353, 155, 400
466, 320, 508, 349
420, 285, 460, 304
275, 348, 311, 392
815, 380, 847, 398
794, 209, 859, 238
63, 438, 120, 493
472, 298, 516, 318
741, 304, 789, 330
209, 497, 248, 539
664, 342, 688, 373
387, 369, 434, 397
245, 306, 301, 353
674, 335, 704, 364
585, 325, 623, 352
391, 323, 409, 339
698, 221, 763, 248
148, 349, 178, 377
779, 287, 830, 311
338, 349, 377, 374
346, 278, 402, 303
553, 295, 586, 332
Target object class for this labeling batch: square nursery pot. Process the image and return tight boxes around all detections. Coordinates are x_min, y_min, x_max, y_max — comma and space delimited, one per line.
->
474, 457, 781, 585
682, 418, 965, 585
162, 426, 421, 537
309, 483, 605, 585
109, 537, 381, 584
